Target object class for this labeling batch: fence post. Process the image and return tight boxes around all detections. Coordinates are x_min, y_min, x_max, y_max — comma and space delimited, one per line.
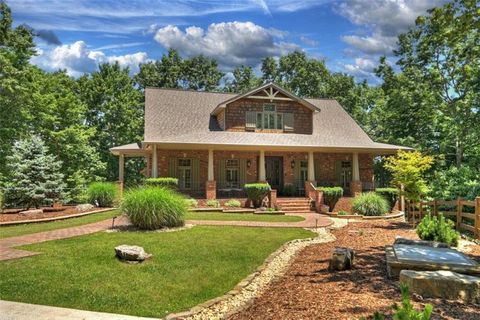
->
433, 199, 438, 217
475, 197, 480, 239
456, 197, 462, 231
400, 184, 405, 213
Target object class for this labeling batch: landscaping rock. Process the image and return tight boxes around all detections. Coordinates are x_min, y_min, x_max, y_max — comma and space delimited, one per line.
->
75, 203, 94, 213
19, 209, 43, 215
328, 247, 355, 271
115, 245, 152, 262
394, 237, 450, 248
400, 270, 480, 303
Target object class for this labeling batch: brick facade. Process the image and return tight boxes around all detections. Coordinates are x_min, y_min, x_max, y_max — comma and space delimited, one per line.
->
148, 149, 374, 198
223, 98, 313, 134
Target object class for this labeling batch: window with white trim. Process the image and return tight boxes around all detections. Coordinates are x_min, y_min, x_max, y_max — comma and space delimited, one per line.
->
225, 159, 239, 188
255, 104, 284, 130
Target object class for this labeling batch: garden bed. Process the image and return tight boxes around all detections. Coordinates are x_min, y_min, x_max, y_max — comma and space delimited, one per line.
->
230, 221, 480, 320
0, 207, 114, 226
324, 211, 404, 220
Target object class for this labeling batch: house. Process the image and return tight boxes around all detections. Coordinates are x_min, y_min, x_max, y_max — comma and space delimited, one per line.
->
110, 83, 410, 199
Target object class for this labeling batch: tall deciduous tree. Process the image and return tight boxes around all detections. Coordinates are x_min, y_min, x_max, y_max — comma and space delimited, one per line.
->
225, 65, 260, 93
394, 0, 480, 167
78, 62, 143, 181
135, 48, 183, 90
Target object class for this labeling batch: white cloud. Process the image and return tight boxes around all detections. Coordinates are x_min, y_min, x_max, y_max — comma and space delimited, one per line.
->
343, 57, 378, 80
153, 21, 300, 68
31, 41, 148, 77
337, 0, 449, 55
300, 36, 318, 47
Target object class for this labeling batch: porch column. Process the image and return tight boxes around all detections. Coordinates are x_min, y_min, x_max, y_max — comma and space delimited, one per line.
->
259, 150, 266, 181
307, 151, 315, 181
206, 149, 216, 199
351, 152, 362, 195
208, 149, 214, 181
152, 144, 158, 178
118, 153, 125, 193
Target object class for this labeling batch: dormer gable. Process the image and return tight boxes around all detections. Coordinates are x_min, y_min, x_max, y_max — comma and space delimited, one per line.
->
211, 82, 320, 116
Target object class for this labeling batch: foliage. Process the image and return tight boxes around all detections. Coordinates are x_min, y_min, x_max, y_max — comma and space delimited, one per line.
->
206, 199, 220, 208
244, 183, 271, 208
376, 188, 399, 210
384, 150, 433, 201
224, 65, 260, 93
428, 166, 480, 200
367, 283, 432, 320
185, 198, 198, 208
86, 182, 117, 207
78, 62, 144, 183
416, 214, 459, 246
122, 187, 186, 230
352, 192, 390, 216
145, 177, 178, 189
224, 199, 241, 208
282, 183, 294, 197
5, 135, 65, 209
318, 187, 343, 211
338, 210, 349, 216
0, 188, 3, 210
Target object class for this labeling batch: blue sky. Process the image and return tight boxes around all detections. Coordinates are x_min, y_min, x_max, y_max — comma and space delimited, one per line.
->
8, 0, 448, 82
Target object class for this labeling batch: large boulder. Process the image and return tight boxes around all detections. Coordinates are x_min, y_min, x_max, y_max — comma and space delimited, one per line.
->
328, 247, 355, 271
76, 203, 95, 213
19, 209, 43, 215
115, 245, 152, 262
400, 270, 480, 303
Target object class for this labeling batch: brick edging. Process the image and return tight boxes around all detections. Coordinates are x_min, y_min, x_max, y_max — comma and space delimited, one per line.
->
325, 211, 405, 221
165, 230, 333, 320
0, 208, 117, 226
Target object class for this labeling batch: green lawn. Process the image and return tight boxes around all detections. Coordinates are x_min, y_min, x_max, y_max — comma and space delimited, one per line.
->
0, 210, 120, 239
0, 226, 314, 318
185, 211, 304, 222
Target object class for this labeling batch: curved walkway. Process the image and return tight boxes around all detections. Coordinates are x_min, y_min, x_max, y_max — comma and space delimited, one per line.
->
187, 212, 332, 228
0, 213, 332, 261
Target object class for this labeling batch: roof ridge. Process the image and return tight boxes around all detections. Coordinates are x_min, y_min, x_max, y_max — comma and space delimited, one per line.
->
145, 87, 236, 95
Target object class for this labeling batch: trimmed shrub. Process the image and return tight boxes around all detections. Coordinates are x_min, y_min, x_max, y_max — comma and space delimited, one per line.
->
206, 199, 220, 208
318, 187, 343, 211
282, 183, 294, 196
352, 192, 390, 216
416, 214, 459, 246
145, 177, 178, 189
122, 187, 186, 230
225, 199, 241, 208
244, 183, 271, 208
375, 187, 399, 210
87, 182, 117, 207
185, 198, 198, 208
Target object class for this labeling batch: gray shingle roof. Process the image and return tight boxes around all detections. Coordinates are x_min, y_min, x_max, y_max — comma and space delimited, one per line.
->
143, 87, 411, 153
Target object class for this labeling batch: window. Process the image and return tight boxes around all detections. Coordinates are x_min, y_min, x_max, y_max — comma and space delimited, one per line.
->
226, 159, 239, 188
178, 159, 192, 189
255, 104, 284, 130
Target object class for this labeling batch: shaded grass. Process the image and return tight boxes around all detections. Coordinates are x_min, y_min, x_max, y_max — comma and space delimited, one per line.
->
185, 211, 304, 222
0, 210, 120, 239
0, 226, 314, 318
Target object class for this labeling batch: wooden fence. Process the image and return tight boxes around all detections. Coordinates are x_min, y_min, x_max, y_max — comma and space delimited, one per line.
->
406, 197, 480, 239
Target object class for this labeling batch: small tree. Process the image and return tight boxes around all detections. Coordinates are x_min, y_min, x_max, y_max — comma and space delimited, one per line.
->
384, 150, 433, 201
6, 135, 65, 209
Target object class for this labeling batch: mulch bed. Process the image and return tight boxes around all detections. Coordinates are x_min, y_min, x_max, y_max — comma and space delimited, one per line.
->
0, 206, 80, 222
230, 221, 480, 320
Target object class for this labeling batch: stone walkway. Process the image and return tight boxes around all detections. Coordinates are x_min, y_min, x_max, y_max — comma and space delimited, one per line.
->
0, 213, 332, 261
0, 300, 158, 320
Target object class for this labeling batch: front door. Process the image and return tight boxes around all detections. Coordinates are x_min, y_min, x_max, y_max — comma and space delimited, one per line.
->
265, 156, 283, 191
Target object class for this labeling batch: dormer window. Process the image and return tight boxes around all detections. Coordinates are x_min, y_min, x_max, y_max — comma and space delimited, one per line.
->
255, 104, 283, 130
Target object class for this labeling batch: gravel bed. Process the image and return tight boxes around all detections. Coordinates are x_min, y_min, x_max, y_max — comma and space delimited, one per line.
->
175, 228, 336, 320
229, 220, 480, 320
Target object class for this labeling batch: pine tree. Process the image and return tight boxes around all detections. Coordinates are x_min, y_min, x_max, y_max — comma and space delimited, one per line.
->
5, 135, 65, 209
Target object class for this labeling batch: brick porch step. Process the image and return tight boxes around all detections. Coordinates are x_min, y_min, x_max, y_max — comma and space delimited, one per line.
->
279, 206, 311, 211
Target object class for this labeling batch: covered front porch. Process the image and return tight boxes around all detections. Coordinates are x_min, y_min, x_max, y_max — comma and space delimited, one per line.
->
111, 143, 384, 199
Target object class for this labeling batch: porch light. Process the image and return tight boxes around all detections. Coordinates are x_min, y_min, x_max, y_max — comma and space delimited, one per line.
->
247, 160, 251, 168
291, 160, 295, 168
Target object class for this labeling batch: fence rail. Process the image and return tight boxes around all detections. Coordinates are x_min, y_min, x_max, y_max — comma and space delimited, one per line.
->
406, 197, 480, 239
